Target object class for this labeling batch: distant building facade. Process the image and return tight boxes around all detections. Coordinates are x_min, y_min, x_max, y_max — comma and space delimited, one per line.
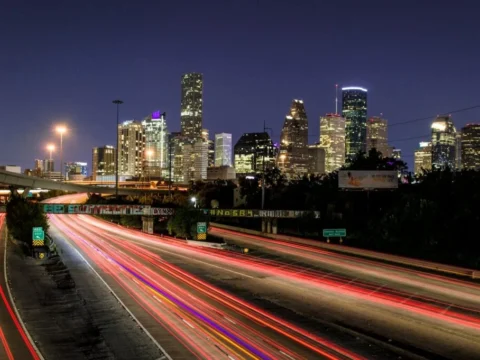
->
278, 99, 309, 176
215, 133, 232, 167
234, 132, 276, 175
319, 113, 345, 172
207, 166, 236, 180
342, 87, 368, 160
65, 162, 87, 180
181, 73, 203, 140
307, 145, 326, 175
414, 142, 432, 175
92, 145, 115, 181
142, 111, 169, 178
366, 116, 389, 157
118, 120, 145, 176
431, 116, 457, 170
461, 123, 480, 170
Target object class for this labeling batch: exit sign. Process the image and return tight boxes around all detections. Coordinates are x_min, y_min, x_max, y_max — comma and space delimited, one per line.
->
322, 229, 346, 238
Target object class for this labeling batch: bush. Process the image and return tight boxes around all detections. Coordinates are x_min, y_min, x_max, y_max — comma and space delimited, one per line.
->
6, 196, 49, 248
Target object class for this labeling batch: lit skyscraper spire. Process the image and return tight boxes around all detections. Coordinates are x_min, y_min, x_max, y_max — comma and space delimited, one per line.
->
431, 115, 457, 170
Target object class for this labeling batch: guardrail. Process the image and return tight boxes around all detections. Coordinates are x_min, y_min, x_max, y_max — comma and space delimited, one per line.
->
210, 222, 479, 279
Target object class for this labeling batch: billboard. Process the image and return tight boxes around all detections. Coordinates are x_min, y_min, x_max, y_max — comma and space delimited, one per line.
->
208, 209, 320, 219
338, 170, 398, 189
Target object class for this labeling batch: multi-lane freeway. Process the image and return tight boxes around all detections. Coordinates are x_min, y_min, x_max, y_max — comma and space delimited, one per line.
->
47, 212, 480, 359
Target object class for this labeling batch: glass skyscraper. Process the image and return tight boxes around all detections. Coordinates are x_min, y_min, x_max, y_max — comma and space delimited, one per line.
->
180, 73, 203, 140
342, 87, 368, 160
214, 133, 232, 167
278, 99, 309, 176
234, 132, 276, 175
461, 123, 480, 170
118, 120, 145, 176
431, 115, 457, 170
414, 142, 432, 175
142, 111, 169, 178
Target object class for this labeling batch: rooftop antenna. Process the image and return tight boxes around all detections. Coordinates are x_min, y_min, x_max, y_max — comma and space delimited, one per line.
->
335, 84, 339, 115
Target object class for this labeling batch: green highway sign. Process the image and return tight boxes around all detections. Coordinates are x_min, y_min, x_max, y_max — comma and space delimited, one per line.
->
322, 229, 346, 238
32, 227, 45, 241
197, 222, 207, 234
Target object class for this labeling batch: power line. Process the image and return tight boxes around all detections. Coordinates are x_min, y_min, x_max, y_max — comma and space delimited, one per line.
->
388, 104, 480, 127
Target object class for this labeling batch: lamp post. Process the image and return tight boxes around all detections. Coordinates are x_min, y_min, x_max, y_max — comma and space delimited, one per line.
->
55, 126, 67, 180
113, 99, 123, 198
191, 196, 197, 208
46, 144, 55, 161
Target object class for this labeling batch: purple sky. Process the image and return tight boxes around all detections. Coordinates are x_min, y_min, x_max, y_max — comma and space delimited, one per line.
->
1, 0, 480, 171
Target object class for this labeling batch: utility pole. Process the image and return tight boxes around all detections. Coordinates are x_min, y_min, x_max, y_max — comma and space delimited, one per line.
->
113, 99, 123, 198
168, 135, 173, 198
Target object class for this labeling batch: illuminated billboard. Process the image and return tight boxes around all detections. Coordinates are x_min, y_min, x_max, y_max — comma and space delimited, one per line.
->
338, 170, 398, 189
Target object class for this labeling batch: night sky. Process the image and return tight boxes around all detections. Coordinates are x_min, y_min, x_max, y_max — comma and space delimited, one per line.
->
1, 0, 480, 171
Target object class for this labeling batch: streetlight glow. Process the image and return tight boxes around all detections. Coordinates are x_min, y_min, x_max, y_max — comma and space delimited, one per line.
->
191, 197, 196, 202
55, 125, 67, 180
55, 125, 67, 135
146, 149, 154, 157
46, 144, 55, 152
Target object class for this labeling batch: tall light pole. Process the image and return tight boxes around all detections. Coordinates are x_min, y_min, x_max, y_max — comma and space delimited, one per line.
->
262, 123, 273, 210
46, 144, 55, 161
55, 126, 67, 180
113, 99, 123, 198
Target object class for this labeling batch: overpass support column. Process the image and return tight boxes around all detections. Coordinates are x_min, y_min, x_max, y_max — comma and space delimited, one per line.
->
266, 219, 272, 234
261, 219, 266, 233
21, 187, 31, 199
271, 218, 277, 235
142, 216, 154, 234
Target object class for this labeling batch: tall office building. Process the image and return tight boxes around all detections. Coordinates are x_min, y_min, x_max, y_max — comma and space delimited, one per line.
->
278, 99, 309, 176
118, 120, 145, 176
414, 142, 432, 175
307, 145, 326, 175
181, 73, 203, 140
182, 139, 208, 182
461, 123, 480, 170
43, 159, 54, 173
319, 113, 346, 173
215, 133, 232, 167
342, 87, 368, 160
201, 129, 215, 167
170, 132, 185, 183
142, 111, 169, 178
431, 115, 457, 170
234, 132, 276, 175
92, 145, 115, 180
366, 116, 389, 156
455, 133, 462, 170
34, 159, 43, 173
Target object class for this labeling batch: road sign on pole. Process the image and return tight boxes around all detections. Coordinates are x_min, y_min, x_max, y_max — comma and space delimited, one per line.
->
197, 222, 207, 240
32, 227, 45, 246
322, 229, 346, 238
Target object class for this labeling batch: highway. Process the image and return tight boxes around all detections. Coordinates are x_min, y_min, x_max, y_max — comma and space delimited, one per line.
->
49, 214, 364, 360
0, 214, 42, 360
49, 214, 480, 359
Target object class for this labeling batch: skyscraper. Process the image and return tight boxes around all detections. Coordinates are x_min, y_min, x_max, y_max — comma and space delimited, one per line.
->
307, 145, 326, 175
118, 120, 145, 176
201, 129, 215, 167
92, 145, 115, 180
234, 132, 277, 175
182, 139, 208, 182
169, 132, 185, 183
278, 99, 309, 176
431, 116, 457, 170
414, 142, 432, 175
181, 73, 203, 140
366, 116, 389, 157
215, 133, 232, 167
142, 111, 169, 178
342, 87, 368, 160
65, 162, 87, 180
461, 123, 480, 170
319, 113, 346, 173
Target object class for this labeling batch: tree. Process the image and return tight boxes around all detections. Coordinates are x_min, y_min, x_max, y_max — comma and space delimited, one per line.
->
167, 208, 208, 239
6, 194, 49, 248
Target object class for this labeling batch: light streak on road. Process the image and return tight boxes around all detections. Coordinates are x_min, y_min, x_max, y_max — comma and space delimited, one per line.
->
0, 214, 42, 360
50, 214, 362, 360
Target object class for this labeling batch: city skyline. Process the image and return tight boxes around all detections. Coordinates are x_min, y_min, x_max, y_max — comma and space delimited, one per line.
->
2, 1, 480, 171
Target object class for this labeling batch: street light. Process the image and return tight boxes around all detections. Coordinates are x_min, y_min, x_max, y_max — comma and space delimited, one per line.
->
46, 144, 55, 160
113, 99, 124, 198
55, 126, 67, 180
191, 196, 197, 208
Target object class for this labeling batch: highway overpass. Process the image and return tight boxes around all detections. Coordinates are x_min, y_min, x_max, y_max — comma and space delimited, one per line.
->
0, 169, 169, 196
